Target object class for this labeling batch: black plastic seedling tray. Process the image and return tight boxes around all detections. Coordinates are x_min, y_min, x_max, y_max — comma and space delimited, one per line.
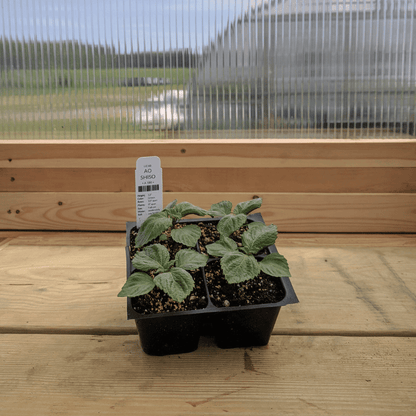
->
124, 213, 299, 356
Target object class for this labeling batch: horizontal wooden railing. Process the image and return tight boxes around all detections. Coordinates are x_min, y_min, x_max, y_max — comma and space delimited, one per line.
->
1, 138, 415, 232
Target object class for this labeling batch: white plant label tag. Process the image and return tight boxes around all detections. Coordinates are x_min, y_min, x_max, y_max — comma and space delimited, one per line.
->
135, 156, 163, 227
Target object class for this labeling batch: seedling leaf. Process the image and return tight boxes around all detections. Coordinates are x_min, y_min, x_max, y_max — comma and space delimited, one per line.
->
174, 249, 208, 270
207, 200, 233, 217
171, 224, 201, 247
220, 252, 261, 284
164, 199, 177, 210
135, 211, 173, 248
168, 201, 207, 220
132, 244, 171, 273
206, 237, 238, 257
247, 221, 266, 230
217, 213, 247, 237
117, 272, 156, 297
242, 224, 277, 255
260, 253, 291, 277
233, 198, 262, 215
154, 267, 195, 303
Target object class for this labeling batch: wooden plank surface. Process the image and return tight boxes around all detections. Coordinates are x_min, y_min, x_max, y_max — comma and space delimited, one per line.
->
277, 233, 416, 247
0, 232, 126, 247
2, 115, 415, 416
1, 230, 415, 415
1, 231, 416, 248
2, 167, 415, 193
2, 139, 415, 232
1, 192, 415, 232
1, 139, 415, 168
1, 334, 415, 415
0, 244, 128, 333
275, 246, 416, 335
1, 241, 415, 335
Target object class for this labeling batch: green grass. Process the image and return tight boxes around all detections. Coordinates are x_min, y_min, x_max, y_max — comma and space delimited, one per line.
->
1, 68, 192, 95
0, 117, 174, 140
1, 85, 184, 111
0, 68, 192, 138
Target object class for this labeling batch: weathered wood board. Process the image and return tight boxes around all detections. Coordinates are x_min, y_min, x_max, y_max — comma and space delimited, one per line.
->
2, 231, 416, 248
1, 139, 415, 232
1, 109, 416, 416
1, 334, 415, 415
1, 139, 416, 168
2, 167, 415, 193
275, 246, 416, 335
2, 192, 416, 232
1, 241, 415, 335
1, 232, 126, 247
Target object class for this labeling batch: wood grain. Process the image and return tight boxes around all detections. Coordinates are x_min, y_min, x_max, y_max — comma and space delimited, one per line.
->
1, 139, 415, 168
1, 139, 415, 232
2, 232, 126, 246
0, 334, 415, 415
1, 242, 415, 335
2, 167, 415, 193
1, 231, 415, 247
0, 244, 129, 332
277, 233, 416, 247
2, 100, 415, 416
1, 192, 415, 232
276, 246, 416, 335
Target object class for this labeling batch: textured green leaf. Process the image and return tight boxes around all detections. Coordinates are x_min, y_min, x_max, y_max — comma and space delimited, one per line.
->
220, 252, 260, 284
233, 198, 263, 215
117, 272, 156, 297
169, 201, 207, 220
171, 224, 201, 247
174, 249, 208, 270
154, 267, 195, 303
207, 200, 233, 217
206, 237, 238, 257
135, 211, 173, 248
164, 199, 178, 210
132, 244, 170, 273
242, 224, 277, 254
260, 253, 291, 277
247, 221, 266, 230
217, 213, 247, 236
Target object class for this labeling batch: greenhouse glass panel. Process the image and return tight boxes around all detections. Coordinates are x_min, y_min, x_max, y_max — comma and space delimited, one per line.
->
1, 0, 415, 139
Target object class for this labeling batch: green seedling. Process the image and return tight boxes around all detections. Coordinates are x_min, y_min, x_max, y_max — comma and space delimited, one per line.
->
206, 198, 263, 237
118, 243, 208, 302
135, 199, 208, 248
206, 221, 291, 284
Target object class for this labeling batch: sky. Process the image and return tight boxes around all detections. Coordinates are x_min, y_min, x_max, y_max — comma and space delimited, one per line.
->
0, 0, 256, 53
